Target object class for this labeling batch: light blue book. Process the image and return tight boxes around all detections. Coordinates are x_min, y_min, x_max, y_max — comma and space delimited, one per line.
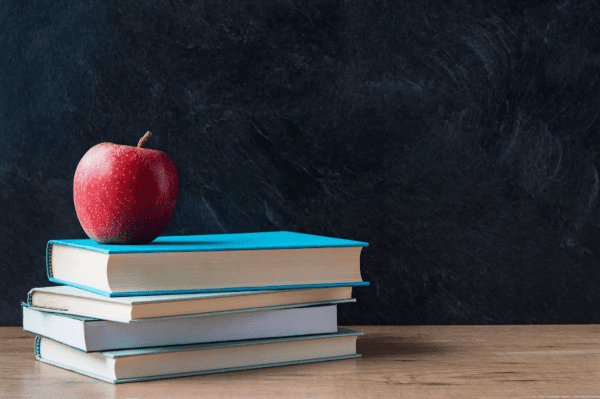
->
34, 328, 363, 384
23, 304, 340, 352
46, 231, 369, 297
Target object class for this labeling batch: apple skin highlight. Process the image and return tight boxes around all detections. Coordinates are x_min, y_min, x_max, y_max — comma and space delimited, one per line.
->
73, 134, 179, 244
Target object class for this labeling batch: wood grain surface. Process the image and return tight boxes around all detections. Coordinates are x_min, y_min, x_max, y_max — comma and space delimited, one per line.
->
1, 325, 600, 398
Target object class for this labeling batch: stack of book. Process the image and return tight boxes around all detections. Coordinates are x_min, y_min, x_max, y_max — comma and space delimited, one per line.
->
22, 231, 369, 383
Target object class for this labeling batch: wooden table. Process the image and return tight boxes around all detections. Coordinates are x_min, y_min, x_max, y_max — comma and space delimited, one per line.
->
2, 325, 600, 398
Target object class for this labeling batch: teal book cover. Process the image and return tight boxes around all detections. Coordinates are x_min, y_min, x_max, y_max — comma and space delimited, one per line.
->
46, 231, 370, 297
34, 328, 363, 384
47, 231, 369, 254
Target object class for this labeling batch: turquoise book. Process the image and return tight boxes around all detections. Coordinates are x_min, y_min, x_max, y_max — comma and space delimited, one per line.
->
34, 328, 363, 384
47, 231, 369, 297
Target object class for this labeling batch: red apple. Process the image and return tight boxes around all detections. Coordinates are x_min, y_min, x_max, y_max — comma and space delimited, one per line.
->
73, 132, 179, 244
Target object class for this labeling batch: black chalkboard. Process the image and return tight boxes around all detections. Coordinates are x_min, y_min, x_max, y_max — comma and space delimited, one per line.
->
2, 0, 600, 326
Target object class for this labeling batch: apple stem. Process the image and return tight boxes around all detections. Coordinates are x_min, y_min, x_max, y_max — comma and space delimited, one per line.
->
137, 131, 152, 148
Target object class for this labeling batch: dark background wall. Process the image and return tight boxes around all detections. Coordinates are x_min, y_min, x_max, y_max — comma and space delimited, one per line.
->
2, 0, 600, 326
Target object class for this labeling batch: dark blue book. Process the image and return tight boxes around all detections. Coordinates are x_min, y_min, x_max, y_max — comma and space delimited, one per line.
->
47, 231, 369, 297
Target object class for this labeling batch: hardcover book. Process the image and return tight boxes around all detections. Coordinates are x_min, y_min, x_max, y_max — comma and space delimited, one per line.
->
46, 231, 369, 297
25, 285, 355, 322
23, 304, 339, 352
34, 328, 362, 383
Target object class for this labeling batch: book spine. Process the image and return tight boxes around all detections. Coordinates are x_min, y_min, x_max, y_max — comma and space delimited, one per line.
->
34, 336, 41, 360
27, 290, 33, 305
46, 243, 54, 279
